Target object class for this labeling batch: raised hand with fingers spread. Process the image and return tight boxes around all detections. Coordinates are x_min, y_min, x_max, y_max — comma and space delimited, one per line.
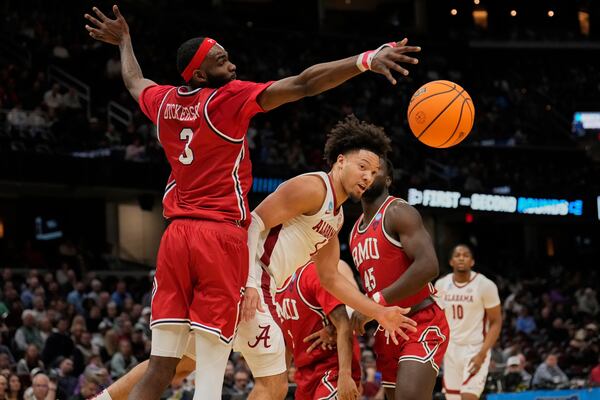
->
85, 5, 130, 46
355, 38, 421, 85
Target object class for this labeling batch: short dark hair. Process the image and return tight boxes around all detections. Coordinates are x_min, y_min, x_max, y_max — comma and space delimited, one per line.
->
449, 243, 474, 260
176, 37, 205, 78
323, 115, 392, 166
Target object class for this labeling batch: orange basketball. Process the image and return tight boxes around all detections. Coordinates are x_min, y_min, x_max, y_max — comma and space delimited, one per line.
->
407, 80, 475, 148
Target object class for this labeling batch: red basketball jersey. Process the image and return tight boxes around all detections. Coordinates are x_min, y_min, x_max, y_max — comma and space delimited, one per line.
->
349, 196, 433, 308
275, 262, 361, 375
139, 80, 272, 227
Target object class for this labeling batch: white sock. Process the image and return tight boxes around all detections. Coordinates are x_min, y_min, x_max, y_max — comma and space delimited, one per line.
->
192, 330, 231, 400
93, 389, 113, 400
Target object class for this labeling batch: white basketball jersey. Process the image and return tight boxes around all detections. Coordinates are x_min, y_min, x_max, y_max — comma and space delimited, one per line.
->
256, 172, 344, 287
434, 271, 500, 346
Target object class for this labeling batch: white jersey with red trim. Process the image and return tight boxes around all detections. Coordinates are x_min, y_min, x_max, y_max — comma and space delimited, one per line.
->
434, 271, 500, 346
257, 172, 344, 287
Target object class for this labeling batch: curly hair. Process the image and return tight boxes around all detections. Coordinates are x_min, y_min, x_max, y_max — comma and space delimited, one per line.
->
323, 114, 392, 166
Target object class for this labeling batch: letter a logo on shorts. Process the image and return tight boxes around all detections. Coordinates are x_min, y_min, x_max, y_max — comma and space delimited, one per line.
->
248, 324, 271, 348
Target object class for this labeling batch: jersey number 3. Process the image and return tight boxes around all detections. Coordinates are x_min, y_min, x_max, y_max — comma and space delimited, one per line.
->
179, 128, 194, 165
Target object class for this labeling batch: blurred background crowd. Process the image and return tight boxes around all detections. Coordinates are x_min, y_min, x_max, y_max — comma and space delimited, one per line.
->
0, 239, 599, 399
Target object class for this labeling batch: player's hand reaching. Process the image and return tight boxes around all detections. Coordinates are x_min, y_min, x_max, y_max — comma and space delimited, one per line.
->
85, 5, 130, 46
337, 372, 359, 400
350, 310, 373, 336
303, 325, 336, 353
370, 38, 421, 85
374, 306, 417, 345
240, 287, 265, 322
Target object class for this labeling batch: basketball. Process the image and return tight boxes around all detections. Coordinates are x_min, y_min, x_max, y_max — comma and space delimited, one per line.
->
407, 80, 475, 148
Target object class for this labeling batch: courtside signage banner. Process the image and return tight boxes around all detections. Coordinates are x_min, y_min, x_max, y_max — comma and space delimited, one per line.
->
407, 188, 583, 217
487, 387, 600, 400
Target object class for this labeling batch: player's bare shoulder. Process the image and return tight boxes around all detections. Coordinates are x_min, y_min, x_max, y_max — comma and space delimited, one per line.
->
278, 174, 327, 197
384, 197, 424, 233
275, 173, 328, 214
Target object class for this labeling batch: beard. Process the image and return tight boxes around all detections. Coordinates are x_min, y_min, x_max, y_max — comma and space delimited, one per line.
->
361, 180, 386, 201
205, 73, 235, 88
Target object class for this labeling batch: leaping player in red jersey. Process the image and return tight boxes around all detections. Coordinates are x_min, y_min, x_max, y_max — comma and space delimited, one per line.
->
84, 4, 420, 400
349, 158, 449, 400
275, 260, 361, 400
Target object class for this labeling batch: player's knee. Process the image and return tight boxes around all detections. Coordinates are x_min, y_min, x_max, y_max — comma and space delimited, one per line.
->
274, 376, 288, 399
172, 356, 195, 383
395, 385, 426, 400
254, 374, 288, 399
146, 356, 180, 384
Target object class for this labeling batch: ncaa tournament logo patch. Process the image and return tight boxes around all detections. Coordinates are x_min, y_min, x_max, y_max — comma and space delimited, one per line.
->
326, 201, 334, 214
372, 213, 382, 230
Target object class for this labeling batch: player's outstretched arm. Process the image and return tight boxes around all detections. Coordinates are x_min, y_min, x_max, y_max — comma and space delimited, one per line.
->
379, 201, 439, 304
257, 38, 421, 111
328, 305, 359, 400
314, 236, 416, 344
84, 5, 156, 102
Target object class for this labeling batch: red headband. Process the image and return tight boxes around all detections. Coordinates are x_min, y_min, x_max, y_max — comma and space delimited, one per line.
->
181, 38, 218, 82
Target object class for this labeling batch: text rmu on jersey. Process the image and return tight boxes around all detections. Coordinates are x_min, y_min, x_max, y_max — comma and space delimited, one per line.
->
312, 220, 337, 240
163, 103, 201, 121
351, 238, 380, 267
276, 298, 300, 321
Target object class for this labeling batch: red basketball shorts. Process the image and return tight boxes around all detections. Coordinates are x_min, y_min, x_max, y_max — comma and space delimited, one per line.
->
374, 303, 449, 388
150, 219, 248, 344
294, 361, 361, 400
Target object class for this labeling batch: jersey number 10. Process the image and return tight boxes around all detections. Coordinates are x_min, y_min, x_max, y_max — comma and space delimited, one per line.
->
451, 304, 464, 320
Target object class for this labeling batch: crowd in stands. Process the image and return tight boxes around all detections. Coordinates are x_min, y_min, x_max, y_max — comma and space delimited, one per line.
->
1, 1, 598, 196
0, 237, 599, 399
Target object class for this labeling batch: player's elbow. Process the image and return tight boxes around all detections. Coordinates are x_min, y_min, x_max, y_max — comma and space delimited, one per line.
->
424, 255, 439, 281
293, 80, 317, 98
294, 69, 323, 98
302, 82, 322, 98
491, 314, 503, 326
317, 271, 337, 293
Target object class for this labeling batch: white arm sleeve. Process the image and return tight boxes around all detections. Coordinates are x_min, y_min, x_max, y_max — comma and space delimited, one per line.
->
245, 211, 265, 289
